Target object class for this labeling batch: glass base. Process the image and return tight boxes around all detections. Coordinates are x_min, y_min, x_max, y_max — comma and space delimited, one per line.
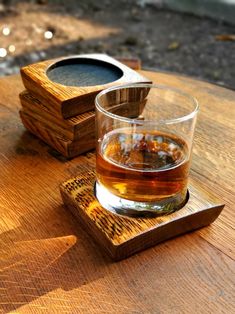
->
94, 181, 188, 218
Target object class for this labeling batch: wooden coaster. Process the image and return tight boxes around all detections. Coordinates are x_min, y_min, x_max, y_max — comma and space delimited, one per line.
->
19, 90, 147, 142
20, 91, 95, 141
60, 169, 225, 261
20, 110, 95, 158
20, 54, 151, 119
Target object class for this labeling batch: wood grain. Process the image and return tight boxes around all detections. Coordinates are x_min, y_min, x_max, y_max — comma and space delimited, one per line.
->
20, 90, 95, 141
20, 110, 95, 158
0, 72, 234, 313
60, 169, 224, 260
20, 54, 151, 118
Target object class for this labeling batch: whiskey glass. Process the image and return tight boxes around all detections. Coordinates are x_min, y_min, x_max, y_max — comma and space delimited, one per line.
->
94, 84, 198, 216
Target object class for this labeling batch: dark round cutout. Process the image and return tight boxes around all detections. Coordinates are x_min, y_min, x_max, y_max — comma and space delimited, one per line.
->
46, 58, 123, 87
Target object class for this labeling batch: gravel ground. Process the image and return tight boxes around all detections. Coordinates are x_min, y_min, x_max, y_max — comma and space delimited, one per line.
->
0, 0, 235, 88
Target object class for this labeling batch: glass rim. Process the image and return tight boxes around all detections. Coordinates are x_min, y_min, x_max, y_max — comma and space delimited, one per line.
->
95, 83, 199, 125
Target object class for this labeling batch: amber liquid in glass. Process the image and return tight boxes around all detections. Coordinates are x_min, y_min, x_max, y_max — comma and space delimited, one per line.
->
96, 128, 190, 203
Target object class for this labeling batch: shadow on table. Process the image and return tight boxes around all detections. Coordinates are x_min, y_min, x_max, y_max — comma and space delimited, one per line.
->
0, 204, 110, 313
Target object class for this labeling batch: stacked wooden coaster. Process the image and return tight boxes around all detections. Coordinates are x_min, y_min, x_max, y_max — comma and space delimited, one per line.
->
19, 54, 151, 158
60, 169, 224, 260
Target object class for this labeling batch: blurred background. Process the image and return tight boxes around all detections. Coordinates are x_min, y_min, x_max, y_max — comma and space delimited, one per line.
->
0, 0, 235, 88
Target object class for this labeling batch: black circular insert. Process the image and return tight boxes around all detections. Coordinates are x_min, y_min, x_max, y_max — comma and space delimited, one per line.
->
46, 58, 123, 87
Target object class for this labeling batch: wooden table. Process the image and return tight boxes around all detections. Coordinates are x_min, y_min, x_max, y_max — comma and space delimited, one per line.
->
0, 71, 234, 313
